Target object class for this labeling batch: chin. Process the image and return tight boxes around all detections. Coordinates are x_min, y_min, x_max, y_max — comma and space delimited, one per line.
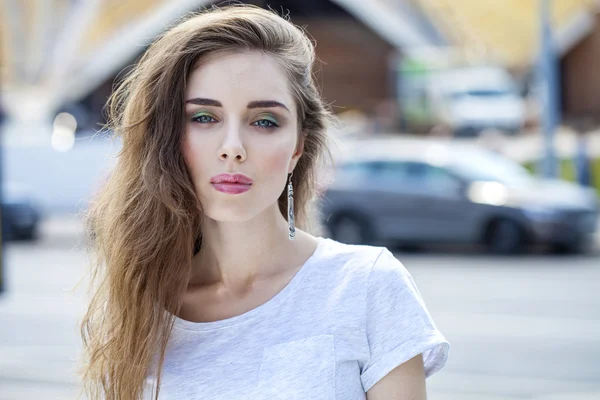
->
204, 205, 260, 223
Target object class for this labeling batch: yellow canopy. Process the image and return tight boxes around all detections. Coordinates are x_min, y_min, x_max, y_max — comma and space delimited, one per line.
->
1, 0, 209, 115
416, 0, 599, 68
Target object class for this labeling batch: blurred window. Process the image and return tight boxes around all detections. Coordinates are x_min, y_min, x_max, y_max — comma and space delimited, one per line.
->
339, 161, 380, 173
339, 161, 459, 189
450, 89, 515, 99
338, 161, 382, 181
450, 149, 532, 184
400, 162, 458, 189
375, 161, 408, 181
358, 161, 459, 188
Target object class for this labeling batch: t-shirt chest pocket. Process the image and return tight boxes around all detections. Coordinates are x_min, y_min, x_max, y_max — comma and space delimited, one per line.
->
256, 334, 336, 400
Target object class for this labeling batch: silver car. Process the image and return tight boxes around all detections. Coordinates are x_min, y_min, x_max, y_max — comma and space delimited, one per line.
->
320, 139, 599, 254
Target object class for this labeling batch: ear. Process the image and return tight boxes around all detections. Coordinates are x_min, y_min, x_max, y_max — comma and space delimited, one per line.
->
288, 132, 306, 174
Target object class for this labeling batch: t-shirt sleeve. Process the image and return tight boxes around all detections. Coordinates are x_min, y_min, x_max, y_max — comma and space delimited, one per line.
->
360, 248, 450, 392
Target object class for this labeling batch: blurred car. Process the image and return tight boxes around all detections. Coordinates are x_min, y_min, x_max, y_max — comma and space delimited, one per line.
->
1, 182, 41, 241
429, 66, 526, 137
320, 139, 599, 254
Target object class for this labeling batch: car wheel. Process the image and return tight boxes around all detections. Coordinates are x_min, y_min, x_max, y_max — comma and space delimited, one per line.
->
14, 227, 38, 241
330, 215, 373, 245
2, 227, 13, 242
396, 243, 422, 253
486, 219, 524, 255
551, 236, 584, 255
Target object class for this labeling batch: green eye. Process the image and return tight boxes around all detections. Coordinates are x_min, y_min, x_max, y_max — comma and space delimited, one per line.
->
191, 112, 217, 124
252, 115, 279, 128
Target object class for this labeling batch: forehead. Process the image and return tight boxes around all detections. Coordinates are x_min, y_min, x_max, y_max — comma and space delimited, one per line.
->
185, 51, 295, 108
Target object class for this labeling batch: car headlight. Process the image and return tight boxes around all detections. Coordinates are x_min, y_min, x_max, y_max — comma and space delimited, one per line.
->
467, 181, 509, 206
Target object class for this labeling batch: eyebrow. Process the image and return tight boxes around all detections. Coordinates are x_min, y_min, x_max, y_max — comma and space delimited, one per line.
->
247, 100, 289, 112
185, 98, 289, 112
185, 98, 222, 107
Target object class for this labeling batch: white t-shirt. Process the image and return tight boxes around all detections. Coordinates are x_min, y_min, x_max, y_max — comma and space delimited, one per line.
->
145, 237, 449, 399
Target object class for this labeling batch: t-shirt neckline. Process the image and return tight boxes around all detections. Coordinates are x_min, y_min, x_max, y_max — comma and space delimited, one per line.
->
172, 236, 327, 332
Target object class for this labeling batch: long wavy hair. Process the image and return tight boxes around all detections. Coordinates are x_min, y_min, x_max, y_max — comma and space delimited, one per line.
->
78, 5, 333, 400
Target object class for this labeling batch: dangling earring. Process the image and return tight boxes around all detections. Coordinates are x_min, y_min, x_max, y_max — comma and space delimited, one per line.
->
287, 172, 296, 241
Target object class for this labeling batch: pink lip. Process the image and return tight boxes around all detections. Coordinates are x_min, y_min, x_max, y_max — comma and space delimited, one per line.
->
211, 183, 251, 194
210, 173, 253, 184
210, 173, 252, 194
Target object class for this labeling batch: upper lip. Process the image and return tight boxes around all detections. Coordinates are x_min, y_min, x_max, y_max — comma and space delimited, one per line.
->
210, 173, 253, 185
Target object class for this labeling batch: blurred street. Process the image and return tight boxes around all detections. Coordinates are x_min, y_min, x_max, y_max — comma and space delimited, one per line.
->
1, 217, 599, 400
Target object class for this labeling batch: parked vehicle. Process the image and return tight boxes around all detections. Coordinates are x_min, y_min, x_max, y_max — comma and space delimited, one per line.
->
320, 138, 598, 254
398, 48, 525, 136
1, 182, 41, 241
428, 66, 526, 137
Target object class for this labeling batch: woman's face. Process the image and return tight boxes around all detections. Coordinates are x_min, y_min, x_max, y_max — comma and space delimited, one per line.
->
182, 51, 302, 222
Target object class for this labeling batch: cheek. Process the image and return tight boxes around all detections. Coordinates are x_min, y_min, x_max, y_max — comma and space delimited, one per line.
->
267, 151, 292, 172
181, 135, 207, 177
259, 141, 295, 175
181, 139, 194, 170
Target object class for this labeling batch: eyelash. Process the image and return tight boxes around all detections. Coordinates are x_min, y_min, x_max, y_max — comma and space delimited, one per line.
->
190, 114, 279, 129
252, 119, 279, 129
191, 114, 217, 124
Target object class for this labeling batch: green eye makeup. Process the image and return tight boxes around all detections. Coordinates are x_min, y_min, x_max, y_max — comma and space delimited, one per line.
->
253, 113, 279, 128
191, 111, 217, 123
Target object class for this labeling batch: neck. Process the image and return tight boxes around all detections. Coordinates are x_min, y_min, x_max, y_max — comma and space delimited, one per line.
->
190, 204, 296, 290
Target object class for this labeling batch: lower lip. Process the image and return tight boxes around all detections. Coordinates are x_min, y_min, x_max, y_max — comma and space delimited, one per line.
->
211, 183, 252, 194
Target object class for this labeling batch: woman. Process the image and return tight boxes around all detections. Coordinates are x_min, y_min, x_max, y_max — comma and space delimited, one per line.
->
79, 5, 449, 400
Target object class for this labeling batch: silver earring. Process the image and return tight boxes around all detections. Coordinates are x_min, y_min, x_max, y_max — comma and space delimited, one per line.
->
287, 172, 295, 241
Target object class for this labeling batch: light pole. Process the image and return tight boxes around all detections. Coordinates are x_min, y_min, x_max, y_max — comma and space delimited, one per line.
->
0, 114, 4, 295
538, 0, 560, 178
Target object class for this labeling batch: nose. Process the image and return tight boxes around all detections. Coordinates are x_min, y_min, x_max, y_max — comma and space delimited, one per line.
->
218, 126, 247, 163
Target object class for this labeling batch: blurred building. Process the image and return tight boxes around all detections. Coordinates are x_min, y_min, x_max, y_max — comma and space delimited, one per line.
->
413, 0, 600, 125
4, 0, 600, 137
561, 8, 600, 123
273, 0, 446, 115
1, 0, 446, 138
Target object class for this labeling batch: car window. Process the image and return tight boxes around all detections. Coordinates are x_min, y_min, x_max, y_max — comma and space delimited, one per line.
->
402, 162, 428, 181
376, 161, 408, 181
406, 162, 458, 187
339, 161, 459, 190
373, 161, 458, 189
427, 165, 459, 188
450, 148, 532, 185
337, 161, 381, 180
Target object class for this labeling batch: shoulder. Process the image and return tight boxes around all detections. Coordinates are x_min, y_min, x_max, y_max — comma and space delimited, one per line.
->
312, 238, 406, 287
316, 237, 388, 271
318, 238, 403, 271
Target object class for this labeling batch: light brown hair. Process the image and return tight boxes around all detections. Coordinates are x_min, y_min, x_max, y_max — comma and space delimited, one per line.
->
79, 4, 333, 400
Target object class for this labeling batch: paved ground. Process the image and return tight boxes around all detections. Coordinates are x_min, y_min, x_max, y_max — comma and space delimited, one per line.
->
0, 217, 599, 399
405, 253, 600, 400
